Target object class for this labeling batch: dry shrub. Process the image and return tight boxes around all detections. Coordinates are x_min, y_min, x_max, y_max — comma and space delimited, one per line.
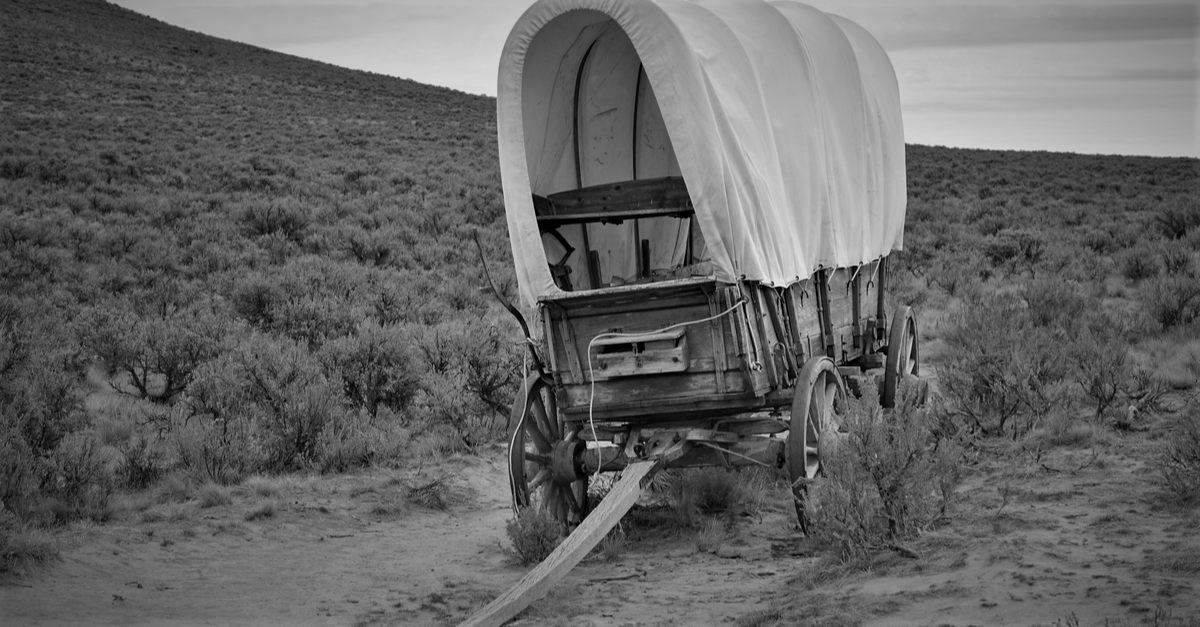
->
808, 385, 961, 564
319, 320, 420, 419
38, 431, 116, 525
940, 291, 1065, 437
1069, 319, 1133, 422
315, 408, 411, 472
506, 505, 563, 566
1145, 275, 1200, 330
1157, 410, 1200, 504
411, 318, 521, 449
171, 407, 259, 485
1155, 199, 1200, 240
118, 433, 166, 489
1121, 246, 1160, 282
180, 334, 348, 477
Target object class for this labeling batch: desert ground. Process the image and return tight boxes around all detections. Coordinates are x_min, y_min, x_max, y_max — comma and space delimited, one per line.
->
3, 424, 1197, 627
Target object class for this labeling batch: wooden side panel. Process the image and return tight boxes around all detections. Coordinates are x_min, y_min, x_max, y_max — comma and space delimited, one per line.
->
544, 282, 758, 420
860, 260, 884, 351
827, 268, 853, 363
786, 280, 821, 366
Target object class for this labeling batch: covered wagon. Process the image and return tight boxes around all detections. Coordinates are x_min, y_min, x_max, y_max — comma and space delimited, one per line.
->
494, 0, 917, 530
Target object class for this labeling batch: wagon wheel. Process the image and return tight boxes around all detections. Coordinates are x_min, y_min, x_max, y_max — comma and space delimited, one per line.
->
881, 306, 919, 409
787, 356, 847, 534
507, 372, 588, 526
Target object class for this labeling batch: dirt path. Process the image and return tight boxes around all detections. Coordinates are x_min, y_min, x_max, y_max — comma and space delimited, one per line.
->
3, 440, 1197, 626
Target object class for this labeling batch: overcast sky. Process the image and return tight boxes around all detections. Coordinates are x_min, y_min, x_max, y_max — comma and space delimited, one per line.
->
110, 0, 1198, 158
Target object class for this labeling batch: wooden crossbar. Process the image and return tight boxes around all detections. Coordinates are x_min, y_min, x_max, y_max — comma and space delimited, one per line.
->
533, 176, 693, 226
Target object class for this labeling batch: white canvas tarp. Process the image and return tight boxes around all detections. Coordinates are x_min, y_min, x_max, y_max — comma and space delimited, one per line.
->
498, 0, 906, 307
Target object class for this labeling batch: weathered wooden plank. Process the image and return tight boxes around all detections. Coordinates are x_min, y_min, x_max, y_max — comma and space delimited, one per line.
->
708, 290, 728, 394
591, 334, 690, 379
541, 307, 560, 381
749, 286, 780, 389
566, 304, 710, 342
561, 369, 752, 409
540, 277, 716, 308
557, 317, 585, 383
535, 177, 694, 227
457, 460, 661, 627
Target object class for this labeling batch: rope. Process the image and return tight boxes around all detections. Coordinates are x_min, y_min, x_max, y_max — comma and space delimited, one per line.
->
695, 440, 774, 469
583, 298, 748, 477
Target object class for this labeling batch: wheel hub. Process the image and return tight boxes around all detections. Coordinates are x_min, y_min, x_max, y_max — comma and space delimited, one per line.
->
550, 439, 584, 484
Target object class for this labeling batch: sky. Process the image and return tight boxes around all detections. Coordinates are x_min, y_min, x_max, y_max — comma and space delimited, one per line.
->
110, 0, 1199, 158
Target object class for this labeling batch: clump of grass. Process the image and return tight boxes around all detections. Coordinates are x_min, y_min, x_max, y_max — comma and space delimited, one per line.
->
196, 483, 232, 508
658, 467, 774, 528
405, 478, 464, 511
140, 502, 195, 523
0, 521, 59, 578
369, 494, 408, 516
94, 415, 135, 447
1026, 413, 1100, 449
243, 500, 276, 522
1146, 547, 1200, 576
593, 525, 626, 561
241, 475, 286, 498
736, 607, 784, 627
356, 475, 469, 516
506, 506, 563, 566
693, 521, 724, 554
153, 473, 195, 505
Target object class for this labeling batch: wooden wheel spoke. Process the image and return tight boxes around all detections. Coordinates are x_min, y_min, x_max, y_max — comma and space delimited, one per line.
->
528, 467, 551, 491
531, 398, 559, 442
824, 380, 841, 416
560, 484, 581, 514
524, 415, 553, 453
810, 377, 826, 427
524, 451, 550, 465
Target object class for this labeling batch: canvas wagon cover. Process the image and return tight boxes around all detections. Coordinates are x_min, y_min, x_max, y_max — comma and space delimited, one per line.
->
498, 0, 906, 307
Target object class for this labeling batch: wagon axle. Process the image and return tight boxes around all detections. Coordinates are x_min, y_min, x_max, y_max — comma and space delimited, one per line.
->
569, 427, 787, 478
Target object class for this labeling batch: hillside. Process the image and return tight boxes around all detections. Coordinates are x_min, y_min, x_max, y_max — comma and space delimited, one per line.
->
2, 0, 518, 514
2, 1, 1200, 624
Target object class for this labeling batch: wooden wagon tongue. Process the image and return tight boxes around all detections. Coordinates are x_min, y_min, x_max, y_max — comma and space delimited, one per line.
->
457, 459, 664, 627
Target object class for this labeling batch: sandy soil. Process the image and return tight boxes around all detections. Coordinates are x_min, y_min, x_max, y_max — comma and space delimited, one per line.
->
2, 436, 1197, 627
